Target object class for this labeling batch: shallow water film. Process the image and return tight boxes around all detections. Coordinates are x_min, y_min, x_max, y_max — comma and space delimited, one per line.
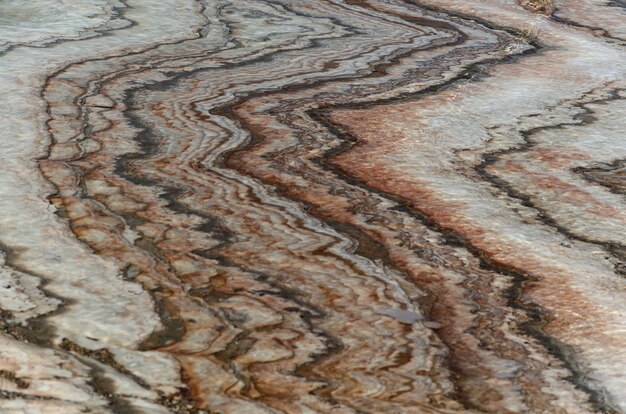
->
0, 0, 625, 413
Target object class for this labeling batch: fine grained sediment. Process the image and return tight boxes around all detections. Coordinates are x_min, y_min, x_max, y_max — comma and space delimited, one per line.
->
0, 1, 624, 413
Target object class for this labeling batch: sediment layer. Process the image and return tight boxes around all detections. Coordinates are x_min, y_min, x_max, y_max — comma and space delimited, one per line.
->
0, 1, 624, 413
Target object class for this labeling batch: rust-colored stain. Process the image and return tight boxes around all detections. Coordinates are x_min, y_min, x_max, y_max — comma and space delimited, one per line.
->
0, 0, 625, 413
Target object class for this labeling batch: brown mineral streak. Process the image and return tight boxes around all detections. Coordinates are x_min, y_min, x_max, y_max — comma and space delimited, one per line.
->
0, 0, 624, 413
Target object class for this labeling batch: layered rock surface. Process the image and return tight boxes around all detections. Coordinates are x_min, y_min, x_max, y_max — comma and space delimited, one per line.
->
0, 1, 624, 413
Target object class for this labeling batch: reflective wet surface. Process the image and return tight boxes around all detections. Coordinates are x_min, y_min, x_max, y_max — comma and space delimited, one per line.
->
0, 1, 625, 413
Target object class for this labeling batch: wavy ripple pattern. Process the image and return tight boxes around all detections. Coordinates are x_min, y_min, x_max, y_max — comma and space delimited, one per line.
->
0, 0, 624, 413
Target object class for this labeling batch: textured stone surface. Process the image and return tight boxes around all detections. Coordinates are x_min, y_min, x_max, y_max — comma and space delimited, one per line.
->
0, 1, 624, 413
